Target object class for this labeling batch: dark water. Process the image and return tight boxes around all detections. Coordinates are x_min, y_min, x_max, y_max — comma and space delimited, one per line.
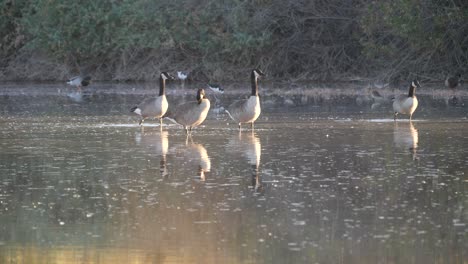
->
0, 83, 467, 263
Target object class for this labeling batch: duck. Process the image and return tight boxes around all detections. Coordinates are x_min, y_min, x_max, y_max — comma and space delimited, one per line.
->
392, 80, 421, 121
167, 88, 210, 134
445, 73, 461, 89
225, 69, 265, 130
130, 72, 175, 126
66, 75, 91, 91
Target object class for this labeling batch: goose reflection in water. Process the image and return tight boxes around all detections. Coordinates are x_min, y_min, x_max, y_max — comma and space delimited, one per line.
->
135, 129, 169, 177
393, 121, 419, 160
179, 135, 211, 181
228, 132, 263, 192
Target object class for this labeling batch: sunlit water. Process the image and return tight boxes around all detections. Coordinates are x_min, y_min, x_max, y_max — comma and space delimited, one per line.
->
0, 83, 467, 263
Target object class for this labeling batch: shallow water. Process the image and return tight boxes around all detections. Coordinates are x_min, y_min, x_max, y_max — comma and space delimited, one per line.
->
0, 83, 467, 263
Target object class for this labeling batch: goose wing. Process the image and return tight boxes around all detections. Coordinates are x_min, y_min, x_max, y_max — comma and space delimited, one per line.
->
226, 99, 248, 121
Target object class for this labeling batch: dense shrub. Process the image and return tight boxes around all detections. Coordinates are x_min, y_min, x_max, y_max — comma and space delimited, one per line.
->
360, 0, 468, 80
0, 0, 467, 81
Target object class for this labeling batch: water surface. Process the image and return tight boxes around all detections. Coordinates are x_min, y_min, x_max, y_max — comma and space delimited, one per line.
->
0, 83, 467, 263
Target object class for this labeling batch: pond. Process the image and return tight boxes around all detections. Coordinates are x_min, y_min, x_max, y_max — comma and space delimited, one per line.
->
0, 82, 467, 263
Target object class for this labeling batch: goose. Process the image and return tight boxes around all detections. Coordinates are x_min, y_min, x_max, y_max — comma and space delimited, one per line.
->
226, 69, 265, 129
67, 75, 91, 91
130, 72, 175, 126
393, 80, 421, 121
167, 88, 210, 134
445, 73, 461, 89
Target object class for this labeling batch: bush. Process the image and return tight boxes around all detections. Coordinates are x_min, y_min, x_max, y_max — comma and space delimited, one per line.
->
0, 0, 467, 81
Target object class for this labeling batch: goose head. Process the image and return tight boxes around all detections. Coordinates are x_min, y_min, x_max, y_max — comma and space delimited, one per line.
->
253, 68, 265, 79
196, 88, 206, 103
411, 80, 421, 89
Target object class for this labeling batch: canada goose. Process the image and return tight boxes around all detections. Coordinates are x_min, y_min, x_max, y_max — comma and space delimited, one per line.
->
393, 80, 421, 121
226, 69, 265, 129
167, 88, 210, 134
67, 76, 91, 91
130, 72, 175, 126
445, 73, 461, 89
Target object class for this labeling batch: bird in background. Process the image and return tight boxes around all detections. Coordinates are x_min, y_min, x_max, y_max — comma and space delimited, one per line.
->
445, 73, 462, 89
208, 83, 224, 94
177, 71, 188, 88
66, 75, 91, 91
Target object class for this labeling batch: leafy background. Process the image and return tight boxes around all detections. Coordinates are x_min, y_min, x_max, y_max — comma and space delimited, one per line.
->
1, 0, 467, 82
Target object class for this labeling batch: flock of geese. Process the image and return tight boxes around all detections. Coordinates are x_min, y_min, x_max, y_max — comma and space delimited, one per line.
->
128, 68, 265, 133
66, 70, 463, 131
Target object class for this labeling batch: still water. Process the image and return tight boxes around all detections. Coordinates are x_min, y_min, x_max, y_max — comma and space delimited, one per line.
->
0, 83, 467, 263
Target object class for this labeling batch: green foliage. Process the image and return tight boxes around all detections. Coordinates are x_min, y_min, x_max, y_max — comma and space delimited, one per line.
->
0, 0, 28, 64
360, 0, 468, 78
1, 0, 468, 80
15, 0, 272, 76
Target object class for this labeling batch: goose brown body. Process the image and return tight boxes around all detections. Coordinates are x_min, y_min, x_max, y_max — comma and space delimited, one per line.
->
226, 69, 265, 129
172, 88, 210, 133
393, 80, 420, 121
131, 72, 174, 125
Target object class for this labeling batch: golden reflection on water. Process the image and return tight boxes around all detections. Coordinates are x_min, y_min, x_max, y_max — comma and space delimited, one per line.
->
187, 141, 211, 181
228, 131, 262, 192
2, 245, 230, 264
393, 121, 419, 160
135, 129, 169, 177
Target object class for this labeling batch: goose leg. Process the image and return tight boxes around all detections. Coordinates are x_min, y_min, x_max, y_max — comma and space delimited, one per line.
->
159, 118, 163, 126
139, 119, 144, 126
393, 112, 398, 121
238, 123, 241, 130
251, 122, 254, 130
